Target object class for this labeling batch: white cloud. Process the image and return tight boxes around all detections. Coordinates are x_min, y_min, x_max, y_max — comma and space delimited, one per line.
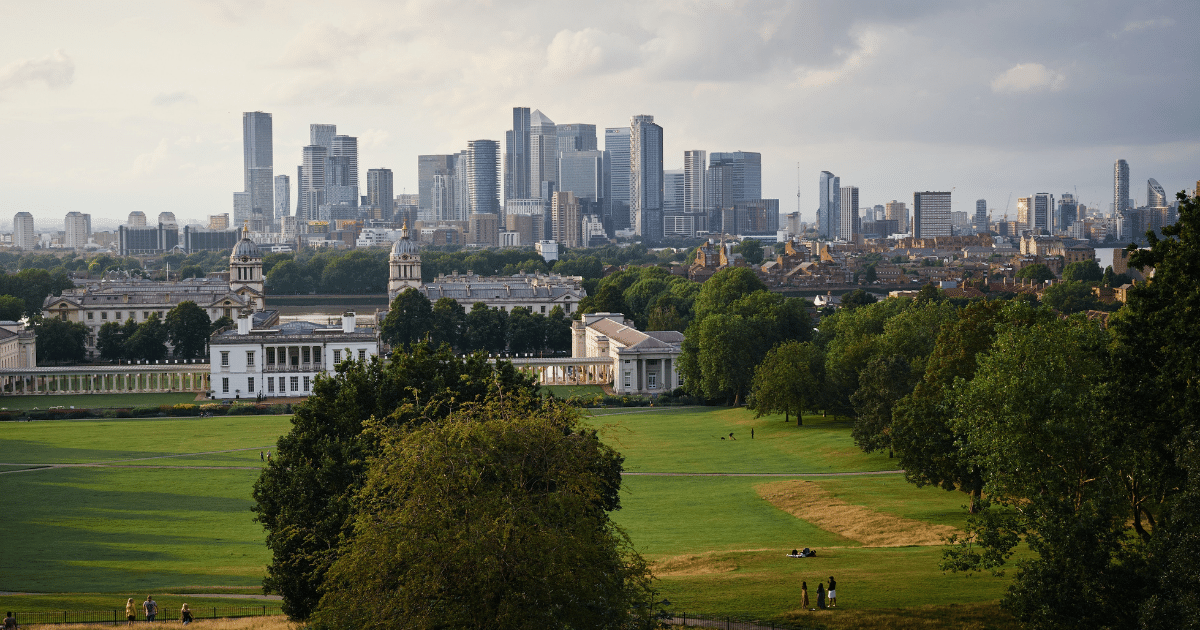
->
1120, 18, 1174, 34
0, 49, 74, 93
153, 91, 197, 106
545, 28, 638, 77
358, 128, 389, 149
795, 31, 881, 89
127, 139, 171, 178
990, 62, 1065, 93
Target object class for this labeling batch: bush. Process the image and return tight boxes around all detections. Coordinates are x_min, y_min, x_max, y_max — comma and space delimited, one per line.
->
200, 403, 225, 415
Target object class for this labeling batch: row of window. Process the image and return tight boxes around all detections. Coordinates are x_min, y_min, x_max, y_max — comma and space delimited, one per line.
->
221, 375, 310, 394
86, 310, 165, 322
220, 347, 369, 367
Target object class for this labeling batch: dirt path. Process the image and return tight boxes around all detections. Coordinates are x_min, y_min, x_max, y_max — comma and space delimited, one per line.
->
0, 446, 275, 474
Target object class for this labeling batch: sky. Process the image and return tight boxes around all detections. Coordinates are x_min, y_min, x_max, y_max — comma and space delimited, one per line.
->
1, 0, 1197, 230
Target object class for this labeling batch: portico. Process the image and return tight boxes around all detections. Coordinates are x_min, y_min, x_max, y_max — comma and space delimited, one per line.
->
1, 364, 211, 395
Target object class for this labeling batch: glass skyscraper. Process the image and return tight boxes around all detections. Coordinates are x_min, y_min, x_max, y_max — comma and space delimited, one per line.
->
241, 112, 273, 230
604, 127, 631, 234
630, 115, 663, 241
818, 171, 840, 240
505, 107, 531, 204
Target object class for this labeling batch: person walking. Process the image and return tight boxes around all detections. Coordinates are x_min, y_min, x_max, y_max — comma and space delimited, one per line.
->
801, 581, 809, 609
142, 596, 157, 622
124, 599, 136, 625
181, 603, 193, 626
3, 611, 17, 629
816, 583, 826, 609
828, 575, 837, 607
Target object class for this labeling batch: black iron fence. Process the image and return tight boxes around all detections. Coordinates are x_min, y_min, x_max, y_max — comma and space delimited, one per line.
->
13, 604, 277, 626
669, 612, 801, 630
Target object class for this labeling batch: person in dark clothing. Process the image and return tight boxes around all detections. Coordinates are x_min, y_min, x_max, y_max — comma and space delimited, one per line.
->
828, 576, 837, 607
816, 583, 826, 609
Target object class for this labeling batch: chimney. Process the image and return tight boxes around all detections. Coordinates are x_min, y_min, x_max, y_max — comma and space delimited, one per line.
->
237, 310, 252, 335
342, 311, 356, 333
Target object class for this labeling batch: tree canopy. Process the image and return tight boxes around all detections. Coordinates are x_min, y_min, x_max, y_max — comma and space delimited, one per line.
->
165, 301, 211, 359
35, 317, 87, 363
1015, 263, 1055, 283
749, 340, 824, 424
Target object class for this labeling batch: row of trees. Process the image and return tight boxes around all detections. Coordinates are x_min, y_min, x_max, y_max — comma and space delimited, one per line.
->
252, 347, 662, 627
380, 290, 573, 354
578, 266, 701, 332
95, 301, 222, 362
0, 268, 74, 319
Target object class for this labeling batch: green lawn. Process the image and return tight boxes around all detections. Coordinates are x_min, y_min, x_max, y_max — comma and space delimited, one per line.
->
542, 384, 608, 399
0, 392, 201, 411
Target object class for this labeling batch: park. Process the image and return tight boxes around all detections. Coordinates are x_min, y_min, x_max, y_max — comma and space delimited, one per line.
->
0, 392, 1019, 629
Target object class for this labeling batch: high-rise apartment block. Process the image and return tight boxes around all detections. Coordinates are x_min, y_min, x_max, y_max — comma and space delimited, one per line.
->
630, 114, 663, 241
551, 191, 582, 248
664, 170, 685, 215
419, 155, 457, 221
818, 171, 841, 239
466, 140, 500, 216
840, 186, 859, 239
913, 191, 952, 238
274, 175, 290, 221
604, 127, 631, 234
241, 112, 273, 230
1033, 193, 1054, 233
975, 199, 987, 228
13, 212, 36, 249
885, 200, 907, 234
683, 150, 707, 215
299, 144, 328, 222
366, 169, 394, 220
1147, 178, 1167, 207
708, 152, 762, 202
505, 107, 531, 203
64, 211, 91, 249
128, 211, 147, 227
1115, 159, 1130, 238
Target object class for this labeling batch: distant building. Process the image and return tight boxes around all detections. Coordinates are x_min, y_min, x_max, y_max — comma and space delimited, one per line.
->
274, 175, 290, 222
630, 115, 664, 241
419, 154, 457, 221
552, 191, 582, 248
1115, 159, 1130, 239
840, 186, 859, 239
0, 321, 36, 368
242, 111, 273, 229
819, 172, 841, 239
1033, 193, 1054, 233
64, 212, 92, 249
366, 168, 394, 220
572, 312, 683, 395
127, 211, 147, 227
12, 212, 36, 249
913, 191, 952, 238
467, 140, 501, 216
975, 199, 987, 228
885, 200, 908, 234
529, 110, 558, 202
604, 127, 631, 234
1147, 178, 1167, 207
505, 107, 532, 204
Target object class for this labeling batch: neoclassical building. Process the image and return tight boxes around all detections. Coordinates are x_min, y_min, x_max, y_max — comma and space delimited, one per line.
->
572, 312, 683, 395
387, 225, 586, 315
43, 226, 271, 357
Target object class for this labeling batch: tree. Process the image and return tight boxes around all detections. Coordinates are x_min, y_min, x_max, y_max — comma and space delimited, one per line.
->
691, 267, 767, 321
96, 321, 126, 361
841, 289, 878, 310
125, 314, 168, 362
0, 268, 73, 319
379, 289, 434, 348
178, 264, 204, 279
35, 317, 87, 363
252, 347, 540, 620
166, 301, 211, 359
309, 394, 659, 630
690, 313, 758, 405
0, 295, 25, 321
429, 297, 465, 350
749, 341, 824, 424
464, 303, 508, 352
506, 306, 545, 354
732, 238, 764, 264
265, 260, 309, 295
1061, 260, 1103, 283
544, 305, 573, 353
862, 264, 878, 284
1015, 263, 1055, 283
210, 315, 233, 333
1039, 281, 1103, 315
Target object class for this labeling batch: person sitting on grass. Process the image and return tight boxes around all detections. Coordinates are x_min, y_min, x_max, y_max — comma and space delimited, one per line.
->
181, 603, 193, 626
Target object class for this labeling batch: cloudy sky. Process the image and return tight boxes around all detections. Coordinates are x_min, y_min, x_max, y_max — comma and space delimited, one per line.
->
1, 0, 1197, 229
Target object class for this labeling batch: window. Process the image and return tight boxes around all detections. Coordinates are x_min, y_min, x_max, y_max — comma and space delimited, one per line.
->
115, 312, 121, 320
358, 349, 366, 361
333, 349, 341, 363
101, 312, 108, 320
247, 377, 255, 392
266, 348, 275, 365
540, 305, 546, 313
222, 377, 229, 393
302, 346, 310, 363
624, 371, 631, 388
143, 311, 150, 319
290, 376, 299, 392
246, 351, 255, 367
312, 347, 321, 364
278, 377, 285, 392
87, 312, 93, 320
648, 373, 657, 389
303, 376, 310, 392
221, 351, 229, 367
267, 378, 274, 393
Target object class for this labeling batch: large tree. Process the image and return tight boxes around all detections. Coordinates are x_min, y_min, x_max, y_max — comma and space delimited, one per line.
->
310, 394, 659, 630
124, 313, 168, 362
379, 288, 434, 348
0, 295, 24, 321
252, 347, 539, 620
749, 340, 824, 425
34, 317, 87, 364
165, 301, 211, 359
429, 296, 465, 350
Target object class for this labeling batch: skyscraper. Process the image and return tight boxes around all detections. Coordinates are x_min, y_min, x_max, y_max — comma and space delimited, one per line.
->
419, 155, 456, 220
1115, 159, 1130, 215
818, 171, 840, 239
840, 186, 860, 239
1033, 193, 1054, 233
467, 140, 500, 215
551, 191, 582, 247
13, 212, 36, 249
975, 199, 987, 228
241, 112, 273, 229
664, 170, 685, 215
274, 175, 290, 221
604, 127, 631, 234
558, 150, 603, 202
505, 107, 531, 203
709, 152, 762, 202
630, 114, 664, 241
331, 135, 359, 192
310, 124, 336, 149
529, 110, 558, 199
64, 211, 91, 249
367, 169, 394, 219
913, 191, 952, 238
1147, 178, 1167, 207
885, 200, 908, 233
1058, 194, 1077, 233
556, 124, 597, 153
299, 144, 328, 222
683, 150, 707, 215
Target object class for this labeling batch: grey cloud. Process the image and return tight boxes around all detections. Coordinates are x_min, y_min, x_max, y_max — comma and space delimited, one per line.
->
0, 49, 74, 92
152, 91, 198, 106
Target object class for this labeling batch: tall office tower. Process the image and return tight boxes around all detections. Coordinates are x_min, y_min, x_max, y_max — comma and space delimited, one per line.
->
208, 213, 230, 230
558, 150, 603, 202
453, 150, 470, 221
323, 152, 358, 208
1033, 193, 1054, 233
466, 140, 500, 215
299, 144, 328, 222
431, 174, 450, 222
664, 170, 685, 214
12, 212, 35, 249
975, 199, 987, 228
1115, 159, 1130, 238
707, 163, 733, 232
1016, 197, 1032, 231
840, 186, 860, 239
64, 211, 91, 248
551, 191, 582, 247
296, 165, 304, 216
1147, 178, 1167, 207
331, 135, 359, 190
818, 171, 841, 239
242, 112, 273, 230
885, 200, 908, 233
274, 175, 290, 222
913, 191, 952, 238
556, 124, 598, 153
1058, 194, 1077, 233
683, 150, 707, 215
603, 127, 631, 233
366, 169, 394, 219
630, 114, 664, 241
529, 110, 558, 199
158, 212, 178, 229
310, 124, 336, 149
505, 107, 531, 203
709, 152, 762, 202
419, 155, 456, 219
128, 211, 147, 227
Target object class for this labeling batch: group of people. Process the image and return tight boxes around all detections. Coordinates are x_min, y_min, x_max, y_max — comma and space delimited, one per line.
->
124, 596, 193, 625
800, 576, 838, 610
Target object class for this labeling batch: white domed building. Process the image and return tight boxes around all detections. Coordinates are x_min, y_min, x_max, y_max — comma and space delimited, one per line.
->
387, 224, 422, 300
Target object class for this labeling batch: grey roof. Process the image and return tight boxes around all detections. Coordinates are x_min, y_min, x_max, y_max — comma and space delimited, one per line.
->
232, 236, 262, 258
419, 275, 584, 302
391, 234, 419, 256
43, 277, 258, 309
587, 317, 681, 351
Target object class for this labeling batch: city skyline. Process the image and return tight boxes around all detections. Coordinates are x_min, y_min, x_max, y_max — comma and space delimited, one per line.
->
0, 1, 1196, 226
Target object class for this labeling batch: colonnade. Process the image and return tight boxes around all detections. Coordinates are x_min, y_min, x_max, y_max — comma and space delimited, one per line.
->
1, 366, 210, 395
502, 357, 614, 386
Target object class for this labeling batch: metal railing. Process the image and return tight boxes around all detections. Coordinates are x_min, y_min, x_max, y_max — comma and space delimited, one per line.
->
669, 612, 799, 630
13, 604, 277, 626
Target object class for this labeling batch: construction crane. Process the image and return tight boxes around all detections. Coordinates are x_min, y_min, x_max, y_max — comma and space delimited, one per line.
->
1003, 193, 1012, 222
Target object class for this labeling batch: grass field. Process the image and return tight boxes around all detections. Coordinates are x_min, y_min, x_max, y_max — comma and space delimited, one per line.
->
542, 384, 608, 399
0, 392, 201, 411
1, 406, 1017, 626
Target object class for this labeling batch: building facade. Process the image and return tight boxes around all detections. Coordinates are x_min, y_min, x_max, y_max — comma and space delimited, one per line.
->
571, 312, 683, 395
630, 114, 663, 241
13, 212, 36, 249
840, 185, 859, 240
818, 171, 841, 239
913, 191, 952, 238
603, 127, 631, 234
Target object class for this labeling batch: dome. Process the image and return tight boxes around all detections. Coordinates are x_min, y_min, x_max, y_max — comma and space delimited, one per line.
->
391, 235, 419, 257
232, 226, 262, 258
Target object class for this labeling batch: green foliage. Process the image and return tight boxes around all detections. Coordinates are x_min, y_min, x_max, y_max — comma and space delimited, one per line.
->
1015, 263, 1054, 283
0, 268, 74, 319
0, 294, 26, 321
165, 301, 211, 359
749, 340, 824, 424
34, 317, 88, 363
251, 347, 540, 620
379, 288, 434, 347
465, 302, 509, 352
816, 297, 911, 417
310, 395, 659, 630
1061, 260, 1103, 283
124, 313, 168, 361
96, 321, 125, 361
578, 266, 699, 331
429, 297, 465, 350
1039, 280, 1104, 314
841, 288, 878, 310
732, 238, 764, 264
